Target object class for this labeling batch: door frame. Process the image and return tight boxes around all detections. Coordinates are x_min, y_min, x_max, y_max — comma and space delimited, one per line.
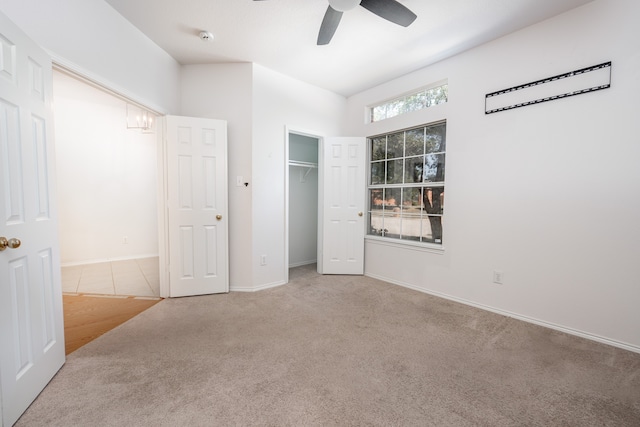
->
284, 126, 324, 283
50, 61, 169, 296
157, 117, 170, 297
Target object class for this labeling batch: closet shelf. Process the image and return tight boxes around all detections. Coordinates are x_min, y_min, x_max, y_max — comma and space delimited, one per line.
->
289, 160, 318, 182
289, 160, 318, 168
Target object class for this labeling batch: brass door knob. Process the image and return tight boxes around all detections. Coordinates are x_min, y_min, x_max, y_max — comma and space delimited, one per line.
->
358, 212, 363, 217
216, 214, 222, 220
0, 237, 21, 251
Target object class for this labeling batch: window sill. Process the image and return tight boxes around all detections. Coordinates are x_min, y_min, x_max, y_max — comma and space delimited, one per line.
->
365, 235, 445, 254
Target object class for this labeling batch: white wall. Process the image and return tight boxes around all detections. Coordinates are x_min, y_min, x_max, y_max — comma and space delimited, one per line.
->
180, 63, 254, 290
54, 70, 158, 265
0, 0, 180, 113
252, 64, 347, 290
179, 64, 346, 290
345, 0, 640, 351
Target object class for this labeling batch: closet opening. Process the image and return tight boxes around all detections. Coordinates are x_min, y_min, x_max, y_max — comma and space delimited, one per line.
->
285, 130, 321, 282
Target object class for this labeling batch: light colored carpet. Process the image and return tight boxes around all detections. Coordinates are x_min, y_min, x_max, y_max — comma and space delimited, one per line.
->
16, 264, 640, 426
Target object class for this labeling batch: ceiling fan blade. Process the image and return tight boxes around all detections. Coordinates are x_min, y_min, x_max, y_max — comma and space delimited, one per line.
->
317, 6, 343, 45
360, 0, 417, 27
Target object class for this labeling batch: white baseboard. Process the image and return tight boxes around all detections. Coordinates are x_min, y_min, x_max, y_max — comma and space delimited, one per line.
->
231, 279, 288, 293
61, 254, 159, 267
365, 272, 640, 355
289, 260, 317, 268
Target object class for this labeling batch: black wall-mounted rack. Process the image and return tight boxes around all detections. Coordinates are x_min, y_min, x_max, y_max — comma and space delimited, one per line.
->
485, 61, 611, 115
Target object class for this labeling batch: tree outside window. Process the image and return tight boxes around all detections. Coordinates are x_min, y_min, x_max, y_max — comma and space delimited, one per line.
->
370, 85, 448, 122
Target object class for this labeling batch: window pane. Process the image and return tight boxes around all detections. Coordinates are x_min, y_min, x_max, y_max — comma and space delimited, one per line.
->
387, 132, 403, 159
426, 85, 448, 107
370, 84, 447, 122
434, 85, 448, 105
402, 187, 422, 211
370, 188, 383, 209
372, 106, 386, 122
387, 99, 403, 119
383, 212, 401, 238
426, 123, 446, 153
422, 187, 444, 215
423, 153, 445, 182
425, 89, 435, 108
421, 218, 433, 240
405, 128, 424, 157
369, 211, 384, 236
371, 137, 386, 161
404, 156, 423, 184
386, 159, 404, 184
370, 161, 385, 185
421, 216, 443, 244
384, 188, 401, 210
403, 93, 426, 114
400, 213, 421, 241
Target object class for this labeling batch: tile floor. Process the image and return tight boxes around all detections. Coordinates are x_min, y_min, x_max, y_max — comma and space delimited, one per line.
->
61, 257, 160, 298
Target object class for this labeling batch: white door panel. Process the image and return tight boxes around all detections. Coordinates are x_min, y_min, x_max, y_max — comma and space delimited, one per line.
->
322, 137, 365, 275
165, 116, 228, 297
0, 11, 65, 427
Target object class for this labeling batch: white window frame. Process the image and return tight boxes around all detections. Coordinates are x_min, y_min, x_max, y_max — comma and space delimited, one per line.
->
366, 121, 446, 251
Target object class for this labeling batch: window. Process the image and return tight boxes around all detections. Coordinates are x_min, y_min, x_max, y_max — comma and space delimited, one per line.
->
370, 84, 448, 122
368, 122, 446, 245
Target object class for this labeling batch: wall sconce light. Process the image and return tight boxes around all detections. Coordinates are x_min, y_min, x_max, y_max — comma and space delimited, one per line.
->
126, 103, 156, 133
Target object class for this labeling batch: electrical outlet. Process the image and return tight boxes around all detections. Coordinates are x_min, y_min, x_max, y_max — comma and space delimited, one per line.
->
260, 255, 267, 266
493, 270, 504, 284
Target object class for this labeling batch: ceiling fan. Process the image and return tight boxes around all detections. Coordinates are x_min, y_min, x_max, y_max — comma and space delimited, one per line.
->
254, 0, 417, 45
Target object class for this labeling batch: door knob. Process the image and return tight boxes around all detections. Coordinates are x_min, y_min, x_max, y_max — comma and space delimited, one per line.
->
216, 214, 222, 220
0, 237, 21, 251
358, 212, 363, 217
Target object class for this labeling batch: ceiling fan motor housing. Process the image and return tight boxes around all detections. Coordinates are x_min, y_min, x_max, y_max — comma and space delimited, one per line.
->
328, 0, 361, 12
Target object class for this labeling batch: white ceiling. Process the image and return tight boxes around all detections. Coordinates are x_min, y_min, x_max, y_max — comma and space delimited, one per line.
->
104, 0, 594, 97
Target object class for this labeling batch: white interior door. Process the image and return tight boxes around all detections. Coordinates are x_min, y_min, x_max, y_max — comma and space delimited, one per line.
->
0, 12, 65, 427
321, 137, 366, 275
165, 115, 229, 297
